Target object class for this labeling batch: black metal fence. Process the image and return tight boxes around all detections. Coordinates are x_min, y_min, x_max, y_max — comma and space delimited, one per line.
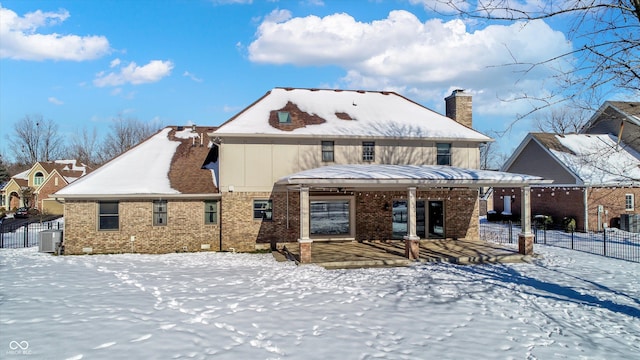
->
0, 220, 64, 249
480, 220, 640, 263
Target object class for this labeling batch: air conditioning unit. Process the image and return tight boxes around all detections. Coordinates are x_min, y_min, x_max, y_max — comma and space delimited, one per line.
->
39, 230, 63, 253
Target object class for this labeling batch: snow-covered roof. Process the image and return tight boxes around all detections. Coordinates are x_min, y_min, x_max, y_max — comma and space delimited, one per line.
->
13, 169, 30, 180
55, 127, 219, 198
277, 164, 546, 187
214, 88, 492, 141
547, 134, 640, 185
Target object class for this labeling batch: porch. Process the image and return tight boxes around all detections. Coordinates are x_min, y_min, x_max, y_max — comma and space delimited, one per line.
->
272, 239, 534, 269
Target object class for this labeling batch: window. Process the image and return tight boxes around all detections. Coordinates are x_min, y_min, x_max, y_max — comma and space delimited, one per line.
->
322, 141, 334, 162
253, 199, 273, 220
362, 141, 375, 162
204, 200, 218, 224
310, 199, 350, 235
626, 194, 634, 211
98, 201, 119, 230
34, 172, 44, 186
153, 200, 167, 226
278, 111, 291, 123
436, 143, 451, 166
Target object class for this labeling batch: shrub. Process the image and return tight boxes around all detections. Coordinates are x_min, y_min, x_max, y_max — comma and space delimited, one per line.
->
562, 217, 576, 232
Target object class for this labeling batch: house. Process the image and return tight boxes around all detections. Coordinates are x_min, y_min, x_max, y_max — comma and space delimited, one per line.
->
494, 101, 640, 232
1, 160, 91, 215
55, 88, 545, 259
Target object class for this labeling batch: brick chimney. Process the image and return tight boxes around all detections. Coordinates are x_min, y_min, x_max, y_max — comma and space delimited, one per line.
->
445, 89, 472, 128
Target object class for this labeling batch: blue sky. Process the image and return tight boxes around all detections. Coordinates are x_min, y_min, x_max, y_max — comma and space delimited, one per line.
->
0, 0, 632, 163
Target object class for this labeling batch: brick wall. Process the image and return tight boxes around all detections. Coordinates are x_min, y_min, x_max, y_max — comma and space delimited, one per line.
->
492, 186, 640, 231
63, 199, 220, 255
221, 188, 480, 251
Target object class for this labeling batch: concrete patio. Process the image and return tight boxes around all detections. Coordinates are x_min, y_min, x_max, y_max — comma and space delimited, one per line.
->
272, 239, 536, 269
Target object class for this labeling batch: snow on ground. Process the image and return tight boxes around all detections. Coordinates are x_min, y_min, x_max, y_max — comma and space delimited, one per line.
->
1, 245, 639, 359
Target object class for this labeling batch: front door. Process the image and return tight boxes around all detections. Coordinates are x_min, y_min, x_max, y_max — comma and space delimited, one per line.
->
428, 201, 444, 238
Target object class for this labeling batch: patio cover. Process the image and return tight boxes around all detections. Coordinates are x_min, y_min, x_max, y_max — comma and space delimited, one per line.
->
276, 164, 548, 188
276, 165, 550, 262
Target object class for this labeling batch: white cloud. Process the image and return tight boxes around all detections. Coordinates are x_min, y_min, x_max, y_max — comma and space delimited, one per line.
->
248, 10, 573, 117
0, 5, 110, 61
94, 60, 174, 87
183, 71, 203, 82
264, 9, 292, 23
48, 96, 63, 105
110, 58, 121, 68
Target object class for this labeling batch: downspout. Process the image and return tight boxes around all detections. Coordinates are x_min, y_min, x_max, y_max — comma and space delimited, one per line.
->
583, 187, 589, 232
219, 197, 223, 252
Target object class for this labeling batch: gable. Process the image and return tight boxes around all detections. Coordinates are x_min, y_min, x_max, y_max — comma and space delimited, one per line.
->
214, 88, 491, 141
55, 126, 219, 197
504, 138, 578, 184
582, 101, 640, 153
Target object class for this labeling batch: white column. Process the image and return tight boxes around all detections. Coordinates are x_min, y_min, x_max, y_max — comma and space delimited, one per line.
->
404, 187, 420, 241
298, 186, 311, 242
520, 186, 532, 236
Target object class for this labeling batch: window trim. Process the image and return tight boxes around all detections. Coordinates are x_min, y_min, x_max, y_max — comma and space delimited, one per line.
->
321, 141, 334, 162
625, 194, 635, 211
204, 200, 219, 225
253, 199, 273, 221
362, 141, 375, 162
436, 143, 452, 166
309, 195, 355, 240
98, 201, 119, 231
153, 200, 168, 226
33, 172, 44, 186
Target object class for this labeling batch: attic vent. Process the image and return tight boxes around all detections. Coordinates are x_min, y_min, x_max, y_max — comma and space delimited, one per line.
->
278, 111, 291, 123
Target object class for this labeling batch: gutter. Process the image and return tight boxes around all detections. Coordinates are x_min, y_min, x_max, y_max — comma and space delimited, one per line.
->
51, 193, 223, 201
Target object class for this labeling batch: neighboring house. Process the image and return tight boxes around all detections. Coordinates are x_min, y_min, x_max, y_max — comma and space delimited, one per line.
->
495, 101, 640, 232
55, 88, 544, 259
0, 160, 91, 214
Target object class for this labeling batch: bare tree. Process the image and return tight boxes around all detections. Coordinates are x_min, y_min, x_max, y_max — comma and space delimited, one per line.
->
534, 107, 587, 134
480, 141, 502, 170
7, 115, 65, 165
430, 1, 640, 114
99, 115, 162, 163
67, 127, 100, 167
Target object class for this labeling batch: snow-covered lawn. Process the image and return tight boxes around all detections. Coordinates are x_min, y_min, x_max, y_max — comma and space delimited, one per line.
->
1, 245, 639, 359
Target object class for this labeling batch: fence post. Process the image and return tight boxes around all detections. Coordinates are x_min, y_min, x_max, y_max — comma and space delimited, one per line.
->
603, 229, 607, 256
508, 221, 513, 244
571, 230, 574, 249
24, 224, 29, 247
544, 224, 547, 245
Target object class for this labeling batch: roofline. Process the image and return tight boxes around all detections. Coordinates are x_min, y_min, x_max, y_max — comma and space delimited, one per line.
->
212, 87, 493, 141
277, 178, 552, 188
501, 133, 583, 185
51, 193, 222, 200
580, 101, 640, 132
208, 131, 492, 142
